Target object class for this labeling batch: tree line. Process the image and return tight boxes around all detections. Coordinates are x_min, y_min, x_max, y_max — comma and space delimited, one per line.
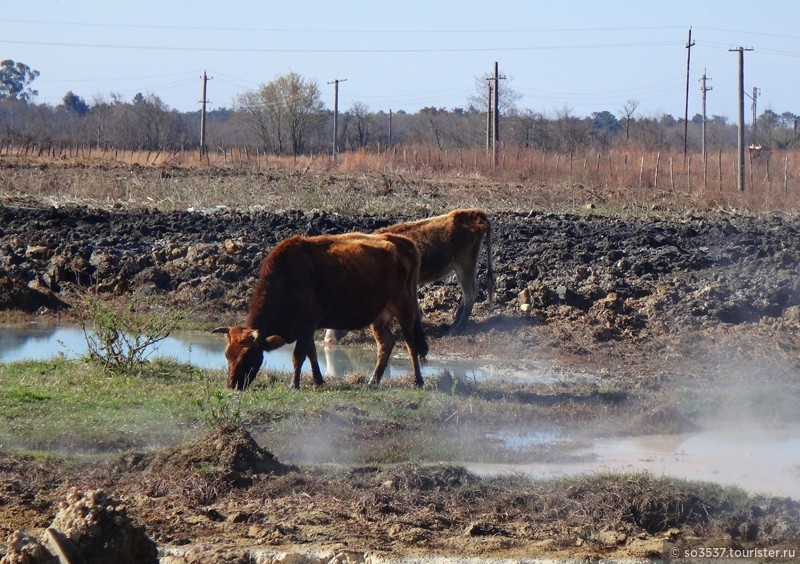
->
2, 60, 799, 158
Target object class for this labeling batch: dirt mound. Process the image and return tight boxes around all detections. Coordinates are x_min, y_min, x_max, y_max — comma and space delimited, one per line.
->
0, 272, 68, 313
120, 424, 294, 488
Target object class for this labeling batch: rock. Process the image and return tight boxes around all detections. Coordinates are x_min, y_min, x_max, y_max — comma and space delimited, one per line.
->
25, 245, 52, 260
224, 239, 241, 253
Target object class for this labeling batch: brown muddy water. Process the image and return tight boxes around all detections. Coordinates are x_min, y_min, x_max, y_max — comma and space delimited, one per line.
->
3, 324, 800, 499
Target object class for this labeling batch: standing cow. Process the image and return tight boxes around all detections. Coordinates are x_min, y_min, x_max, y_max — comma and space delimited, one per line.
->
214, 232, 429, 390
325, 208, 493, 344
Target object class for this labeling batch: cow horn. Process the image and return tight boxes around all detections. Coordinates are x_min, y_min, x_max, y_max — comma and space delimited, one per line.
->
210, 327, 229, 334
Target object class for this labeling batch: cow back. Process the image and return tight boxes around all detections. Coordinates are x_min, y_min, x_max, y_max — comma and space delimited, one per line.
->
246, 233, 420, 340
378, 209, 489, 284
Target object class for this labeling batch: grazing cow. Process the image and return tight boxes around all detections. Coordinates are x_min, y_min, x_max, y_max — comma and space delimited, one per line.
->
213, 232, 429, 391
325, 209, 493, 344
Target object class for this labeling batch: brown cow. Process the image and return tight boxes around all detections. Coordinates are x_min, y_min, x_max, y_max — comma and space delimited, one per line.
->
214, 232, 429, 390
325, 209, 493, 344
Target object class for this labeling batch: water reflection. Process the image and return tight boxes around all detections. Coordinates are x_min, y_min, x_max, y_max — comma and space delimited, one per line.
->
0, 324, 488, 380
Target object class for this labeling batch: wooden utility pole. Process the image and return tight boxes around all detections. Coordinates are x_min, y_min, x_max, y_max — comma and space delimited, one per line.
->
388, 109, 393, 146
329, 78, 347, 160
700, 69, 712, 168
493, 61, 502, 167
485, 62, 505, 166
730, 47, 753, 192
700, 70, 712, 192
199, 71, 211, 156
750, 86, 760, 141
486, 83, 493, 156
683, 28, 695, 159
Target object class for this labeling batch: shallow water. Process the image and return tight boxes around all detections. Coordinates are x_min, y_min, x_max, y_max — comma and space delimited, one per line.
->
0, 324, 493, 381
471, 424, 800, 499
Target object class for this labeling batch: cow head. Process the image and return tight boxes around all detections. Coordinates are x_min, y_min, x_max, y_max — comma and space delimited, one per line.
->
212, 327, 285, 390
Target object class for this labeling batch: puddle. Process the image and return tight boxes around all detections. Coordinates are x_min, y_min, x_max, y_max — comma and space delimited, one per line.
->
486, 428, 565, 450
0, 324, 499, 381
471, 424, 800, 499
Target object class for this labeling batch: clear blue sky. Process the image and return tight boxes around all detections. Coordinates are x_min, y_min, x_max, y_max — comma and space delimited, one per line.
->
2, 1, 798, 122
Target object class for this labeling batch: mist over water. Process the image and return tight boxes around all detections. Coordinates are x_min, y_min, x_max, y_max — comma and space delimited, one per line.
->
468, 423, 800, 499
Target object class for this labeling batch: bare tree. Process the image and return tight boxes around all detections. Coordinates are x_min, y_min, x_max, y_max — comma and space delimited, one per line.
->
344, 101, 371, 150
468, 74, 521, 115
620, 99, 639, 141
554, 105, 589, 153
131, 92, 171, 150
236, 72, 325, 156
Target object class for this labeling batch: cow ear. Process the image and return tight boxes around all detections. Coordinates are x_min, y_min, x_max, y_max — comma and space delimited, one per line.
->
263, 335, 286, 351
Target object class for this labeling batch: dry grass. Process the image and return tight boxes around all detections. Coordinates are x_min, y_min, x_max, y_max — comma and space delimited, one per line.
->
4, 144, 800, 214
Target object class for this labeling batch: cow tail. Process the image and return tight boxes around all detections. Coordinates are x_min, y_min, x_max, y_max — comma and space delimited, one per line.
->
485, 220, 495, 307
414, 315, 429, 362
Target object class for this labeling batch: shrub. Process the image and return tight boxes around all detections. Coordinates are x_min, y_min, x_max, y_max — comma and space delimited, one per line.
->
78, 295, 186, 373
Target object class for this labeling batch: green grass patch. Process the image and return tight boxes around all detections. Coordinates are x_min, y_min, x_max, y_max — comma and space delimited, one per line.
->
0, 359, 628, 464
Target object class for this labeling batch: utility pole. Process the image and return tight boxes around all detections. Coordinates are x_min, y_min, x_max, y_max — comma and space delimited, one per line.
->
486, 83, 493, 156
485, 61, 505, 166
750, 86, 760, 142
388, 109, 393, 147
683, 27, 695, 160
700, 69, 712, 167
199, 70, 212, 157
730, 47, 753, 192
328, 78, 347, 160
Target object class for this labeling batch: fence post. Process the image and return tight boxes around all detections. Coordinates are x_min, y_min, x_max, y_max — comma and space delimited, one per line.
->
669, 156, 675, 192
654, 151, 660, 189
686, 155, 691, 194
784, 155, 789, 196
638, 155, 644, 188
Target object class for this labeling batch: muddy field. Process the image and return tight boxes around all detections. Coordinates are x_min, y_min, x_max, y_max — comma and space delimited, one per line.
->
2, 162, 800, 561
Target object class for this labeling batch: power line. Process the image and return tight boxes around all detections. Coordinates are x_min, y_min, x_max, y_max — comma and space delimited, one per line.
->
0, 38, 680, 54
0, 18, 690, 35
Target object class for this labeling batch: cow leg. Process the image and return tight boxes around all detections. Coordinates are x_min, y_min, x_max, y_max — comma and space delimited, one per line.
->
290, 337, 317, 389
367, 314, 395, 386
395, 310, 429, 388
305, 341, 326, 387
452, 265, 478, 331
